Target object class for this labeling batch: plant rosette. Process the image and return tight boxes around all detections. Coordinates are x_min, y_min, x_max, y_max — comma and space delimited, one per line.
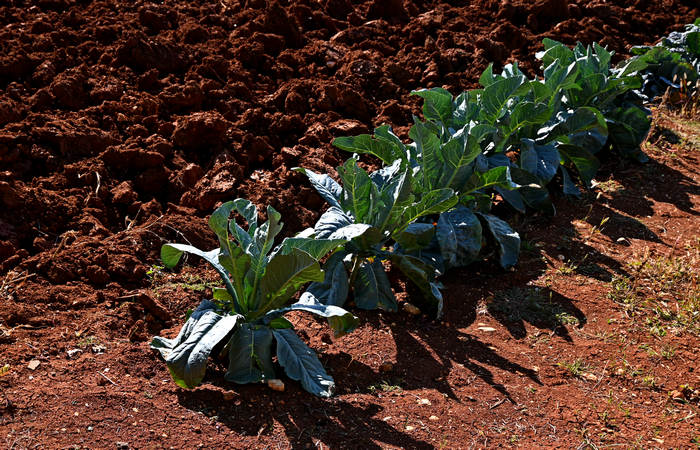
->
150, 199, 358, 397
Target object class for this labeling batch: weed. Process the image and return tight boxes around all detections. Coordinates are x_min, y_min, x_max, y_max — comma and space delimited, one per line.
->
367, 379, 403, 394
558, 359, 588, 377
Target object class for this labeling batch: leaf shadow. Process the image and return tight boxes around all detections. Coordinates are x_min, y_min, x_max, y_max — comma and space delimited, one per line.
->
485, 286, 586, 341
173, 355, 434, 449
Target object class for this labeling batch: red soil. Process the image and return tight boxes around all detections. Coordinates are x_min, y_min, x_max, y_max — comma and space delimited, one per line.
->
1, 0, 699, 448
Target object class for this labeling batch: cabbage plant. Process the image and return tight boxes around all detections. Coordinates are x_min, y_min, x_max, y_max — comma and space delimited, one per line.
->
296, 156, 457, 318
150, 199, 358, 397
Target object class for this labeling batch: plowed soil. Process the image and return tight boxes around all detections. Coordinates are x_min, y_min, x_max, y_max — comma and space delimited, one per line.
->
1, 0, 699, 448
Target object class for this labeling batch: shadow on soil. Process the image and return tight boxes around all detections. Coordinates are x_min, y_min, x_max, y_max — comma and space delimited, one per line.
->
175, 373, 435, 449
598, 154, 700, 219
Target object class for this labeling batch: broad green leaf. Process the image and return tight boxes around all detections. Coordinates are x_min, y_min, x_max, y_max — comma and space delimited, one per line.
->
410, 88, 454, 127
254, 249, 324, 317
246, 206, 285, 305
273, 237, 345, 260
333, 134, 402, 166
560, 166, 581, 196
151, 300, 218, 359
337, 158, 375, 224
480, 75, 528, 122
353, 259, 397, 311
151, 304, 241, 389
293, 168, 342, 209
225, 324, 275, 384
606, 105, 651, 162
305, 252, 350, 308
519, 139, 560, 183
409, 120, 442, 192
328, 223, 382, 244
478, 213, 520, 269
399, 188, 457, 230
436, 206, 483, 270
268, 317, 294, 329
537, 38, 575, 68
265, 292, 359, 338
273, 329, 335, 397
461, 165, 519, 194
213, 287, 233, 302
314, 206, 354, 239
393, 223, 435, 252
558, 144, 600, 187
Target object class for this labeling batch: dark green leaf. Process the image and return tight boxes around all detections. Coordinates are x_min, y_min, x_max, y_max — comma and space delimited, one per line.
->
151, 305, 241, 389
436, 206, 483, 270
293, 168, 342, 209
478, 213, 520, 269
273, 329, 335, 397
225, 324, 275, 384
353, 259, 397, 311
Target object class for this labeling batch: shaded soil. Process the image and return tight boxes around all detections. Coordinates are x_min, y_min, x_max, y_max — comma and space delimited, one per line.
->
1, 0, 699, 448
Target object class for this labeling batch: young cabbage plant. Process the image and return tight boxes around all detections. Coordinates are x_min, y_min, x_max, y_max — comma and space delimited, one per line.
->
295, 156, 457, 318
617, 21, 700, 101
332, 123, 523, 272
150, 199, 358, 397
537, 39, 651, 162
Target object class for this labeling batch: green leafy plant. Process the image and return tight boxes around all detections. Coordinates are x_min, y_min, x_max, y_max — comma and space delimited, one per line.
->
296, 155, 457, 318
332, 122, 522, 272
618, 22, 700, 101
150, 199, 358, 397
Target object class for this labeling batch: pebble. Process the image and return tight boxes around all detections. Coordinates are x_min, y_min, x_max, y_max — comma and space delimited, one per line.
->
27, 360, 40, 370
405, 425, 415, 431
403, 303, 421, 315
582, 373, 598, 381
416, 398, 431, 406
477, 326, 496, 332
267, 379, 285, 392
429, 415, 439, 421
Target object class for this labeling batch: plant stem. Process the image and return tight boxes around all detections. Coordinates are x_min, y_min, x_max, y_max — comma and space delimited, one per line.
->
347, 254, 362, 288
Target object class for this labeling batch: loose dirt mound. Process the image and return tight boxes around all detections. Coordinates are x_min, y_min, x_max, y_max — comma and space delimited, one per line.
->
1, 0, 699, 448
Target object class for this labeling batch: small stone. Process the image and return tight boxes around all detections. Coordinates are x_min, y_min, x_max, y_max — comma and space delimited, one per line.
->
417, 398, 431, 406
616, 237, 626, 243
382, 416, 392, 421
115, 442, 130, 450
615, 368, 625, 376
557, 254, 565, 261
403, 303, 421, 315
405, 425, 415, 431
669, 390, 684, 401
429, 415, 439, 421
67, 349, 83, 359
267, 379, 285, 392
582, 373, 598, 381
27, 360, 40, 370
379, 362, 393, 373
92, 344, 107, 354
87, 426, 93, 431
477, 326, 496, 332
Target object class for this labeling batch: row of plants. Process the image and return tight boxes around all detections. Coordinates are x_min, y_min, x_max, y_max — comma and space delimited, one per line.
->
151, 22, 700, 397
